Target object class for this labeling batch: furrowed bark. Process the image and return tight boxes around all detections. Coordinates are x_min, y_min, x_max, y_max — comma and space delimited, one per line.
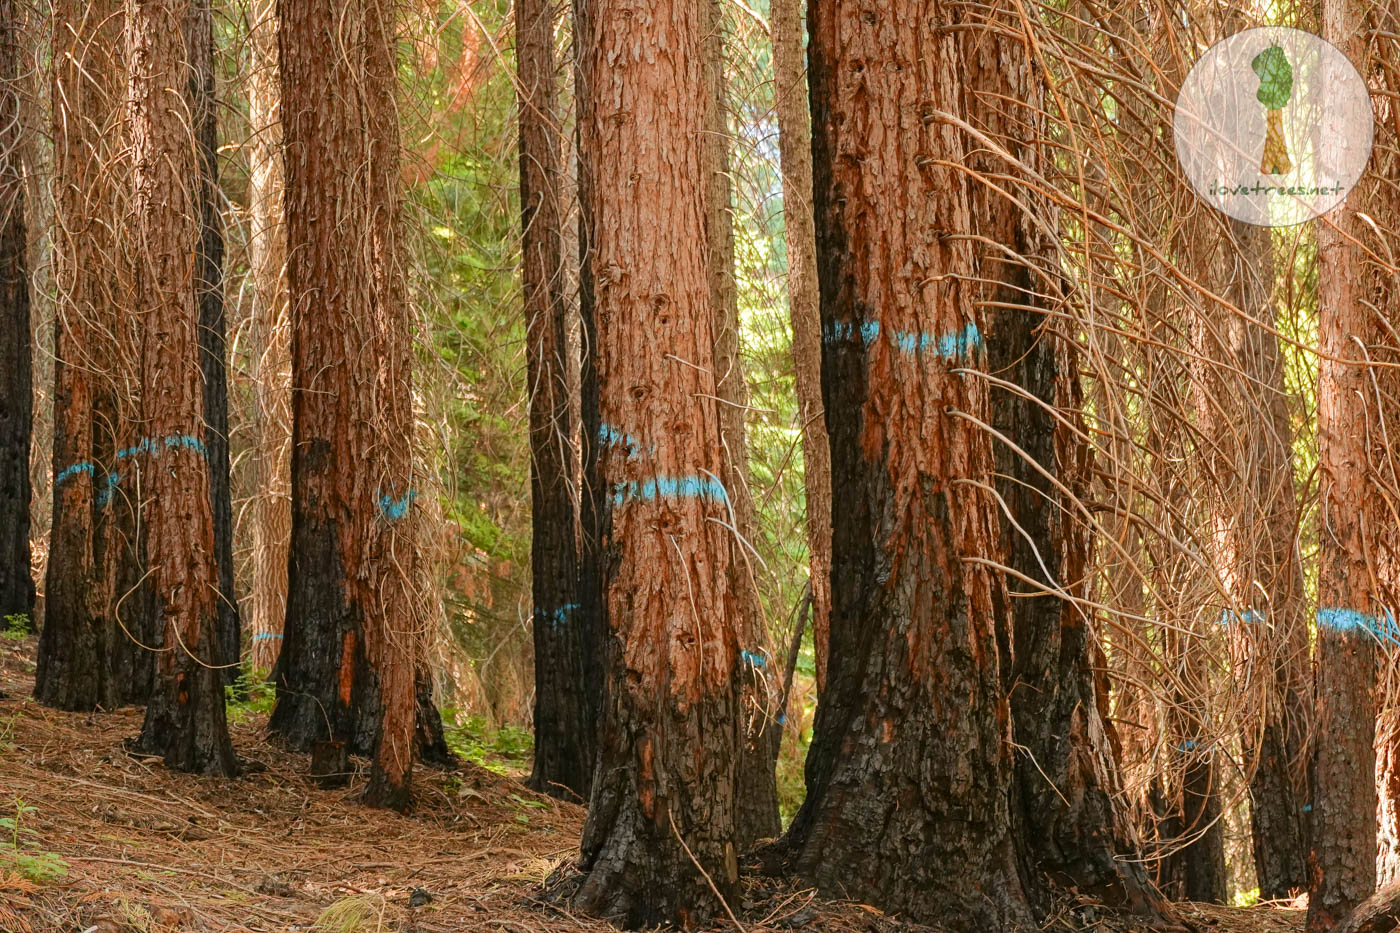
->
0, 0, 33, 625
127, 0, 238, 776
518, 0, 591, 803
566, 0, 743, 922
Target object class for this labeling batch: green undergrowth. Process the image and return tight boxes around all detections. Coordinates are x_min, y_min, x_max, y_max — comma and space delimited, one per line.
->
441, 708, 532, 775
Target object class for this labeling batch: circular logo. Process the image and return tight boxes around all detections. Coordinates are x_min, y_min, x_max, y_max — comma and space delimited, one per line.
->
1173, 28, 1373, 226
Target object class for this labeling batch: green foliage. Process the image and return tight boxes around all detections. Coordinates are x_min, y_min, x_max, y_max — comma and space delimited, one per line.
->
441, 709, 533, 775
225, 668, 277, 724
313, 896, 384, 933
2, 614, 31, 641
0, 798, 67, 884
1252, 46, 1293, 109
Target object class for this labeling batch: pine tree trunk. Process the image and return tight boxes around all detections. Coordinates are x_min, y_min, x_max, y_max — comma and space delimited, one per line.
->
771, 0, 831, 695
186, 0, 240, 685
247, 0, 291, 674
127, 0, 238, 776
780, 4, 1033, 929
1187, 215, 1310, 900
703, 0, 780, 848
566, 0, 743, 922
518, 0, 590, 802
36, 0, 124, 711
1310, 0, 1381, 924
0, 0, 32, 624
272, 0, 421, 810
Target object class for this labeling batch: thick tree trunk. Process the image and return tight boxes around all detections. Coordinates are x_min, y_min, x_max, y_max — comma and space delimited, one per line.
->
36, 0, 124, 712
566, 0, 743, 923
518, 0, 590, 802
962, 9, 1176, 922
247, 0, 290, 675
126, 0, 238, 777
1310, 0, 1382, 925
272, 0, 421, 811
703, 0, 780, 848
779, 3, 1033, 930
186, 0, 240, 685
771, 0, 830, 696
0, 0, 32, 624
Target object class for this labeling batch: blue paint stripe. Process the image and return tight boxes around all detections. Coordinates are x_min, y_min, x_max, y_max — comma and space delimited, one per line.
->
741, 649, 767, 669
533, 603, 581, 628
599, 424, 652, 458
1217, 608, 1266, 626
1317, 607, 1400, 645
612, 474, 729, 508
54, 461, 96, 486
55, 433, 207, 495
822, 320, 983, 360
252, 633, 284, 642
378, 489, 417, 521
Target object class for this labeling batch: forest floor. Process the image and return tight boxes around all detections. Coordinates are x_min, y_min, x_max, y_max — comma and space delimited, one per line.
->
0, 635, 1308, 933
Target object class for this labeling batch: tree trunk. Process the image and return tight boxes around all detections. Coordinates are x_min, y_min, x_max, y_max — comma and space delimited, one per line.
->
566, 0, 743, 922
1310, 0, 1382, 925
0, 0, 32, 624
186, 0, 240, 685
518, 0, 590, 802
703, 0, 779, 848
771, 0, 831, 696
126, 0, 238, 777
36, 0, 124, 712
247, 0, 291, 674
780, 3, 1033, 929
963, 7, 1174, 922
1187, 215, 1310, 900
272, 0, 421, 811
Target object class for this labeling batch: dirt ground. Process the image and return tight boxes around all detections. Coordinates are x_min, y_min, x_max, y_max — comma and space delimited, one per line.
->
0, 635, 1308, 932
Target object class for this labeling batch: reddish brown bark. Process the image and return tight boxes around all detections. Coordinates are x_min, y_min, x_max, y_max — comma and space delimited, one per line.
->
36, 0, 125, 712
272, 0, 425, 810
247, 0, 290, 674
566, 0, 743, 922
780, 3, 1033, 929
1310, 0, 1383, 924
126, 0, 237, 776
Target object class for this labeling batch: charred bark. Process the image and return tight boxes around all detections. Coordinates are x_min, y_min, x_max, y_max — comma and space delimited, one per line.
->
518, 0, 591, 803
126, 0, 237, 777
779, 3, 1034, 929
36, 0, 124, 712
0, 0, 32, 624
187, 0, 240, 685
273, 0, 424, 811
564, 0, 744, 922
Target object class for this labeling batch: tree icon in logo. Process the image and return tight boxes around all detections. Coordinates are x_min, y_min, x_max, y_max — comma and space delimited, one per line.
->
1252, 45, 1293, 174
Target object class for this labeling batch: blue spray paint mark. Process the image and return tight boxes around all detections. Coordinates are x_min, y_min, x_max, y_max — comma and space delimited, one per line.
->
252, 632, 284, 642
598, 424, 653, 458
823, 320, 983, 360
1217, 608, 1266, 626
1317, 607, 1400, 646
378, 489, 417, 521
1178, 739, 1200, 752
533, 603, 580, 628
54, 461, 96, 487
741, 649, 767, 669
611, 475, 729, 508
54, 433, 207, 497
777, 712, 787, 725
